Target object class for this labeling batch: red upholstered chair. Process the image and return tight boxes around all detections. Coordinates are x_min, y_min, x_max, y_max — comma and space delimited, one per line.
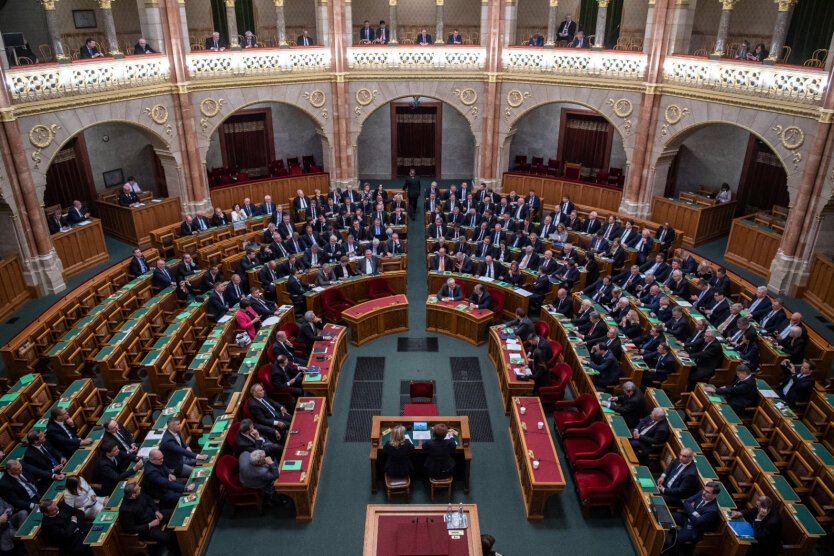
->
403, 381, 437, 416
310, 165, 323, 173
563, 422, 614, 467
243, 398, 256, 422
547, 341, 562, 367
595, 170, 609, 184
289, 165, 302, 176
258, 363, 296, 407
546, 159, 561, 176
573, 453, 629, 516
538, 363, 573, 403
302, 155, 315, 172
487, 288, 504, 321
564, 163, 581, 180
367, 277, 395, 299
225, 422, 241, 456
270, 160, 288, 176
608, 167, 622, 185
217, 455, 263, 514
513, 155, 529, 172
287, 157, 300, 168
552, 393, 600, 435
534, 320, 550, 339
236, 172, 249, 182
531, 156, 545, 174
220, 175, 233, 185
279, 322, 307, 355
321, 289, 355, 321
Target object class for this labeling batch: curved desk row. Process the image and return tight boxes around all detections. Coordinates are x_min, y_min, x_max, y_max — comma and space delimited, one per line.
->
342, 295, 409, 346
304, 324, 348, 415
427, 271, 530, 320
425, 297, 492, 346
302, 270, 408, 316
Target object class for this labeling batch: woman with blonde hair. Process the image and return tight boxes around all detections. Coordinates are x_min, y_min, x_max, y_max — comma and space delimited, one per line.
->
383, 425, 414, 479
551, 222, 568, 243
696, 260, 714, 281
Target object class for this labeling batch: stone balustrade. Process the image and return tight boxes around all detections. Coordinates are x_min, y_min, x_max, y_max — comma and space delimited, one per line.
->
187, 47, 331, 80
502, 47, 648, 81
346, 46, 486, 71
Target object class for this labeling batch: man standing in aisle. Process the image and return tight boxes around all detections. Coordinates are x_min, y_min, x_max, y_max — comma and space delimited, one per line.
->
403, 168, 421, 220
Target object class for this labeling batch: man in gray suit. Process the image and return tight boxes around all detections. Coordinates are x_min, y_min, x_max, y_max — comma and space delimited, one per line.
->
357, 249, 379, 275
239, 450, 279, 498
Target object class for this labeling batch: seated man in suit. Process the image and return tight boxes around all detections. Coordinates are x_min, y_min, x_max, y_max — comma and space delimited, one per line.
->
633, 229, 655, 265
447, 29, 463, 44
175, 253, 198, 283
602, 381, 645, 430
79, 37, 103, 59
438, 278, 463, 301
205, 31, 227, 51
47, 209, 70, 234
119, 481, 181, 554
589, 327, 622, 359
206, 282, 230, 322
161, 417, 207, 478
431, 247, 453, 272
239, 449, 280, 499
180, 215, 199, 236
655, 222, 676, 252
102, 418, 139, 464
151, 258, 176, 292
39, 499, 91, 556
271, 354, 305, 397
569, 31, 590, 48
65, 200, 90, 224
664, 307, 690, 342
199, 264, 224, 294
528, 269, 552, 308
118, 184, 141, 207
248, 383, 293, 437
95, 441, 143, 496
777, 359, 816, 410
746, 286, 773, 323
224, 274, 246, 305
297, 29, 315, 46
585, 343, 621, 388
706, 364, 757, 416
711, 266, 731, 296
375, 21, 390, 44
453, 252, 473, 274
657, 448, 699, 508
683, 329, 723, 391
544, 287, 573, 318
0, 459, 43, 511
358, 20, 375, 43
127, 248, 150, 278
640, 343, 676, 387
23, 430, 65, 490
668, 482, 722, 552
640, 253, 670, 283
298, 310, 326, 352
210, 207, 229, 227
556, 14, 576, 43
468, 283, 492, 310
704, 291, 730, 326
235, 418, 283, 459
527, 34, 544, 47
357, 248, 379, 275
629, 408, 670, 460
501, 308, 534, 340
416, 28, 433, 45
46, 407, 93, 459
134, 37, 156, 54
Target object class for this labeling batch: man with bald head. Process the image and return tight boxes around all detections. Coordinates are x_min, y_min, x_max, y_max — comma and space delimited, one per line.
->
657, 447, 699, 508
629, 407, 670, 461
142, 448, 195, 509
118, 184, 140, 207
0, 459, 42, 510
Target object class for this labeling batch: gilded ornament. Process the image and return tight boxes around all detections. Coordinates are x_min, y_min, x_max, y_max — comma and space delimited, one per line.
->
664, 104, 688, 125
453, 88, 478, 106
775, 0, 796, 11
607, 98, 633, 118
200, 98, 225, 118
144, 104, 168, 125
304, 90, 326, 109
97, 0, 112, 9
39, 0, 57, 10
29, 124, 60, 149
355, 88, 378, 106
772, 125, 804, 150
506, 90, 529, 108
719, 0, 739, 9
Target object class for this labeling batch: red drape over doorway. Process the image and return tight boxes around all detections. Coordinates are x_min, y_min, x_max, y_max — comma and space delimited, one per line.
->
391, 103, 441, 177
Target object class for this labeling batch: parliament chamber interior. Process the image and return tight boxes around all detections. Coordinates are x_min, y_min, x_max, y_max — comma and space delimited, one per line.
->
1, 0, 834, 554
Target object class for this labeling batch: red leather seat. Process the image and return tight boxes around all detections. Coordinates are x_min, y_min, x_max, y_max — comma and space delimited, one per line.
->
367, 277, 395, 299
564, 165, 580, 180
573, 453, 629, 516
289, 165, 303, 176
321, 289, 355, 321
404, 381, 437, 416
531, 156, 545, 174
552, 393, 600, 435
546, 159, 561, 176
270, 160, 288, 177
547, 341, 562, 367
302, 155, 315, 172
225, 422, 241, 456
258, 364, 295, 407
538, 363, 573, 403
487, 288, 504, 321
513, 155, 529, 172
563, 422, 614, 466
310, 165, 323, 173
595, 170, 609, 184
534, 320, 550, 339
217, 455, 263, 514
236, 172, 249, 182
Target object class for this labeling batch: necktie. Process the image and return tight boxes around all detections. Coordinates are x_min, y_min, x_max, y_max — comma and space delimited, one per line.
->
17, 475, 37, 498
718, 315, 733, 333
439, 257, 444, 271
139, 259, 146, 273
667, 462, 686, 487
260, 397, 277, 417
761, 310, 777, 327
779, 323, 791, 338
163, 269, 171, 281
749, 298, 761, 312
39, 445, 58, 466
235, 284, 241, 297
487, 265, 493, 279
660, 229, 666, 242
640, 420, 657, 435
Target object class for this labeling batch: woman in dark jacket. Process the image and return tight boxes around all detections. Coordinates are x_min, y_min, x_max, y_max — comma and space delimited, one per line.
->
737, 333, 760, 371
423, 423, 457, 480
530, 349, 551, 392
620, 309, 643, 340
383, 425, 414, 479
607, 237, 625, 272
503, 261, 525, 287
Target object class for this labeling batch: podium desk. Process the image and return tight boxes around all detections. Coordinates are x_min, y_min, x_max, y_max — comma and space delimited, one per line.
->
510, 397, 565, 519
303, 271, 408, 316
275, 397, 328, 520
304, 324, 347, 415
425, 297, 492, 346
369, 416, 471, 495
95, 196, 182, 246
363, 504, 482, 556
427, 271, 530, 320
487, 326, 533, 414
342, 295, 409, 346
651, 196, 737, 247
52, 218, 109, 278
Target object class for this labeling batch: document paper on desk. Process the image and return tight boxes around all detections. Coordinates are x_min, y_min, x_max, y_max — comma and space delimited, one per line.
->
262, 316, 281, 326
217, 315, 233, 323
759, 388, 779, 398
412, 431, 431, 440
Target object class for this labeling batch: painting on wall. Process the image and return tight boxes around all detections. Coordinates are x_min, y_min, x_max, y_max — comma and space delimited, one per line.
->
102, 168, 124, 188
72, 10, 97, 29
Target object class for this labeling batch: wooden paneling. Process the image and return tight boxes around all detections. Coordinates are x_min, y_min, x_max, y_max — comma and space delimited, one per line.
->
208, 173, 330, 210
723, 217, 782, 279
94, 197, 182, 246
0, 256, 33, 322
651, 197, 737, 246
52, 219, 109, 278
502, 172, 623, 212
802, 254, 834, 322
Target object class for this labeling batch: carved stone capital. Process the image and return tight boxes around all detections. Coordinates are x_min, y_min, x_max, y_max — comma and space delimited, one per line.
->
720, 0, 740, 10
775, 0, 797, 11
96, 0, 113, 9
598, 0, 610, 7
39, 0, 57, 10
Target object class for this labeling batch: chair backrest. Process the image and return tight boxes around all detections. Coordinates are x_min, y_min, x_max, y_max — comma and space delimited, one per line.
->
551, 362, 573, 386
257, 364, 274, 392
602, 453, 629, 486
216, 454, 240, 488
410, 380, 434, 401
488, 288, 505, 316
226, 422, 241, 453
280, 321, 300, 340
534, 320, 550, 339
321, 288, 347, 305
243, 398, 255, 421
367, 277, 391, 293
576, 393, 600, 420
588, 421, 614, 448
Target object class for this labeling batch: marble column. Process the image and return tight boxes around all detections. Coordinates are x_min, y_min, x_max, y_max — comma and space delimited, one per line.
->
545, 0, 558, 48
710, 0, 738, 60
139, 0, 166, 54
39, 0, 69, 62
0, 33, 8, 70
328, 0, 353, 189
827, 30, 834, 72
593, 0, 609, 50
225, 0, 240, 49
178, 0, 190, 52
316, 0, 330, 47
389, 0, 399, 45
97, 0, 124, 58
503, 0, 517, 48
343, 0, 353, 49
435, 0, 444, 45
479, 0, 488, 46
765, 0, 796, 65
274, 0, 288, 47
667, 0, 696, 56
479, 0, 504, 189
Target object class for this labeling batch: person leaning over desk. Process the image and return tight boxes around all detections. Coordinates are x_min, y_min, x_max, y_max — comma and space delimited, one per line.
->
423, 424, 457, 480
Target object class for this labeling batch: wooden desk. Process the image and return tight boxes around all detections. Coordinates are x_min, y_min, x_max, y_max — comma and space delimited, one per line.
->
275, 396, 328, 520
651, 196, 737, 246
52, 218, 109, 278
0, 255, 34, 320
369, 416, 471, 495
509, 397, 565, 519
95, 197, 182, 246
303, 271, 407, 316
801, 254, 834, 321
208, 173, 329, 209
723, 217, 782, 279
304, 324, 347, 415
428, 272, 530, 320
502, 172, 623, 212
425, 297, 493, 346
0, 373, 50, 442
487, 327, 533, 414
363, 504, 482, 556
342, 295, 409, 346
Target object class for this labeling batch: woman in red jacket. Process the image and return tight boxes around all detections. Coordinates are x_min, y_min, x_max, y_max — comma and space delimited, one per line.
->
235, 298, 260, 339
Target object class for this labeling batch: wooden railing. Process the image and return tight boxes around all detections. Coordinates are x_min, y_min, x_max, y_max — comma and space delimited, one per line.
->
801, 254, 834, 322
208, 173, 329, 210
723, 215, 782, 279
502, 173, 623, 213
0, 255, 33, 321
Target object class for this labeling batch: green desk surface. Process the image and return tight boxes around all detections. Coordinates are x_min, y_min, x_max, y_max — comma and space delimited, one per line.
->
8, 375, 33, 394
46, 341, 69, 357
0, 392, 20, 408
609, 415, 632, 438
719, 404, 742, 425
87, 305, 105, 316
651, 389, 673, 408
634, 466, 658, 493
694, 457, 718, 480
823, 393, 834, 408
715, 482, 735, 509
141, 350, 164, 366
163, 324, 181, 336
107, 332, 130, 345
751, 449, 778, 473
132, 307, 150, 317
665, 410, 686, 430
789, 504, 825, 536
92, 345, 117, 361
63, 448, 94, 474
676, 431, 701, 453
733, 426, 759, 447
107, 482, 127, 507
42, 477, 68, 500
61, 328, 81, 341
2, 444, 28, 464
119, 319, 141, 332
62, 380, 87, 398
75, 316, 95, 328
167, 389, 189, 407
811, 444, 834, 466
788, 420, 815, 442
189, 353, 212, 370
152, 336, 170, 349
209, 417, 232, 439
17, 506, 42, 536
768, 474, 800, 502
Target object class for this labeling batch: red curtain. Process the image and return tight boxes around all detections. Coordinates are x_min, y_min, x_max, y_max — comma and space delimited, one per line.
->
738, 139, 789, 211
395, 107, 437, 176
44, 137, 95, 210
221, 113, 269, 176
562, 117, 609, 171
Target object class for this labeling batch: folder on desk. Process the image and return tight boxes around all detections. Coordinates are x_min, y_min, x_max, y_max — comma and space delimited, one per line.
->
729, 521, 755, 538
281, 460, 303, 471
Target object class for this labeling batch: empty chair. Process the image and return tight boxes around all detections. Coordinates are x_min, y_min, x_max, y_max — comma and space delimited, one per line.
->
547, 341, 562, 367
563, 422, 614, 466
546, 159, 561, 176
573, 453, 629, 517
403, 380, 437, 416
287, 156, 300, 168
270, 160, 288, 176
552, 393, 600, 435
538, 363, 573, 403
595, 170, 609, 184
289, 165, 303, 176
487, 288, 505, 321
513, 155, 529, 172
302, 155, 315, 171
367, 277, 395, 299
217, 455, 263, 514
321, 288, 355, 321
225, 422, 241, 456
531, 156, 545, 173
534, 320, 550, 339
564, 163, 581, 180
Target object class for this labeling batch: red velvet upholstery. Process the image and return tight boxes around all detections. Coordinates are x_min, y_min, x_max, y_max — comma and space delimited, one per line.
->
403, 403, 438, 416
564, 165, 580, 180
226, 422, 241, 455
573, 453, 629, 511
409, 381, 434, 403
321, 289, 355, 321
289, 165, 302, 176
534, 320, 550, 339
270, 160, 288, 177
595, 170, 609, 184
552, 393, 600, 435
310, 165, 322, 172
367, 277, 395, 299
487, 288, 504, 320
547, 341, 563, 367
217, 455, 262, 512
302, 155, 315, 171
287, 157, 300, 168
513, 155, 529, 172
243, 398, 255, 422
563, 422, 614, 466
531, 157, 544, 174
220, 175, 233, 185
236, 172, 249, 182
538, 363, 573, 403
546, 159, 561, 176
258, 363, 295, 406
279, 322, 307, 355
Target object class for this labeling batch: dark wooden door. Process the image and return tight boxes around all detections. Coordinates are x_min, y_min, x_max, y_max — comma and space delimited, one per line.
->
391, 102, 441, 178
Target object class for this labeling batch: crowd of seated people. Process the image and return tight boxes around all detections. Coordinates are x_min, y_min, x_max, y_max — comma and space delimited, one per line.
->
734, 40, 769, 62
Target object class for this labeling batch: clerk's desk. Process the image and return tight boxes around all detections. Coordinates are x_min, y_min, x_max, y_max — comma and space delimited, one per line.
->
52, 218, 109, 279
342, 295, 409, 346
363, 504, 482, 556
95, 196, 182, 246
369, 416, 471, 495
426, 296, 493, 346
428, 271, 531, 320
487, 326, 533, 413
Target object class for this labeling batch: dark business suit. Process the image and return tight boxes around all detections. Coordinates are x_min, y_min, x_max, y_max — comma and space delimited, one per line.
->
715, 376, 757, 415
469, 290, 492, 309
673, 492, 720, 545
628, 416, 669, 458
556, 20, 577, 42
206, 291, 229, 322
438, 284, 463, 301
23, 443, 63, 488
740, 507, 782, 556
160, 429, 194, 476
41, 503, 89, 556
46, 420, 83, 459
422, 437, 456, 479
609, 389, 645, 430
383, 442, 415, 478
95, 454, 135, 496
128, 256, 149, 277
375, 28, 389, 44
659, 459, 699, 507
0, 468, 42, 510
687, 340, 723, 390
589, 351, 621, 388
358, 27, 375, 42
79, 45, 100, 59
778, 369, 815, 409
205, 37, 227, 49
296, 34, 315, 46
119, 492, 178, 550
248, 396, 293, 430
